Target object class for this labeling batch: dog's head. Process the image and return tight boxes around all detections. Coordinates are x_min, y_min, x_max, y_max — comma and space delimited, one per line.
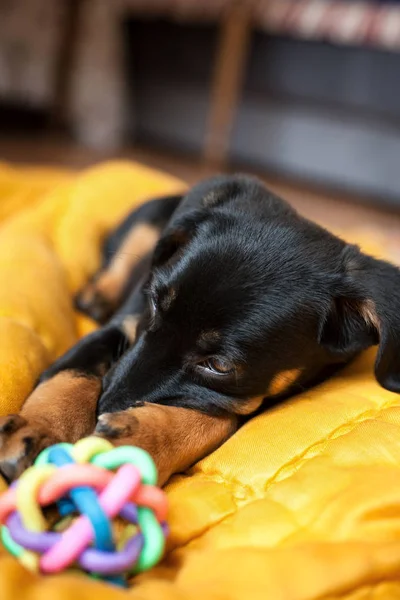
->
99, 176, 400, 417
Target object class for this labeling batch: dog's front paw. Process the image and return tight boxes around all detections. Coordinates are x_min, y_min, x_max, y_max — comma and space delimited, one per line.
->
75, 280, 114, 324
0, 414, 60, 483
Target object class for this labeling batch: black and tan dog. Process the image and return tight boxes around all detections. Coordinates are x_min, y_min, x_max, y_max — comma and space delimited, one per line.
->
0, 175, 399, 485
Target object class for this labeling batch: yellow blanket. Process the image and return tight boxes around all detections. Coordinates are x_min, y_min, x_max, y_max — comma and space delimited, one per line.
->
1, 161, 400, 600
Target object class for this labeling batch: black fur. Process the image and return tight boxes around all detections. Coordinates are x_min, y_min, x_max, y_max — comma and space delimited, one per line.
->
65, 175, 400, 419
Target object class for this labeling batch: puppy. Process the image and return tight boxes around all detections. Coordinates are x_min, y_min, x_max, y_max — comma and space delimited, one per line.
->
0, 175, 399, 485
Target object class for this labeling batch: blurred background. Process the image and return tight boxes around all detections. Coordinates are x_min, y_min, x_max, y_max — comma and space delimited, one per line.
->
1, 0, 400, 236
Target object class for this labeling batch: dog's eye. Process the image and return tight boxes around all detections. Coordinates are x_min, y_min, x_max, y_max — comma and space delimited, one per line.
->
201, 357, 235, 375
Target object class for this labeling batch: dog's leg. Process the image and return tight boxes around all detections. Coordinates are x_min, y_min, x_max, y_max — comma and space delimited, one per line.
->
0, 324, 133, 482
75, 195, 182, 323
95, 404, 238, 485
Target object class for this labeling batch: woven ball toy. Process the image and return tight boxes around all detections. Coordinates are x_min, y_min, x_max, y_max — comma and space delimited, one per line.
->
0, 436, 168, 587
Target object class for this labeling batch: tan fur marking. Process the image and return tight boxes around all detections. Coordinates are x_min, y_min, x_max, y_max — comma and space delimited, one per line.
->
361, 298, 380, 330
78, 282, 97, 305
199, 329, 222, 344
160, 287, 177, 312
122, 315, 139, 343
94, 275, 120, 305
0, 372, 102, 479
234, 395, 264, 415
202, 190, 220, 207
92, 223, 160, 306
21, 371, 101, 441
268, 368, 302, 397
96, 404, 238, 485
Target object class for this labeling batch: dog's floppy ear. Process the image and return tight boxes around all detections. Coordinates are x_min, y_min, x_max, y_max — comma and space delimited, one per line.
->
319, 244, 400, 392
151, 209, 207, 268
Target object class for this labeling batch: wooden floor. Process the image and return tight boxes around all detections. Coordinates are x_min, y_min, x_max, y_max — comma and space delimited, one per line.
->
1, 133, 400, 237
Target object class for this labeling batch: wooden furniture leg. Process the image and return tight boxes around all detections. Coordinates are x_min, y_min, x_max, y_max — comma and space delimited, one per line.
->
51, 0, 82, 128
204, 2, 253, 168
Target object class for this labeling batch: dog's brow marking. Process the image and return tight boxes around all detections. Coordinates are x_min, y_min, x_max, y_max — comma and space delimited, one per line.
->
202, 191, 221, 207
268, 368, 301, 397
199, 330, 221, 343
121, 315, 139, 343
197, 329, 222, 351
160, 287, 177, 312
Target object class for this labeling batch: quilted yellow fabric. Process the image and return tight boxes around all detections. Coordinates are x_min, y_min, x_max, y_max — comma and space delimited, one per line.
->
1, 162, 400, 600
